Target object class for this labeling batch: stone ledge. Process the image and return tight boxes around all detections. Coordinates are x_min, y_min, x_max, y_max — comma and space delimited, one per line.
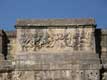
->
15, 18, 96, 27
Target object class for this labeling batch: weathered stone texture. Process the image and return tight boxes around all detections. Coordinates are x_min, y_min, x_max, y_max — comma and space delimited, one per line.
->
4, 31, 16, 59
13, 18, 100, 80
16, 27, 95, 54
0, 18, 107, 80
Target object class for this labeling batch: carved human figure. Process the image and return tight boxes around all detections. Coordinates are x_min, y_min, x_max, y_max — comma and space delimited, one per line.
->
47, 32, 66, 49
55, 33, 66, 48
12, 71, 26, 80
83, 30, 93, 50
19, 33, 30, 51
65, 32, 75, 48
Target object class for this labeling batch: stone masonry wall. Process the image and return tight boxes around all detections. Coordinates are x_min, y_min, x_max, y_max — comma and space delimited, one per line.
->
0, 18, 107, 80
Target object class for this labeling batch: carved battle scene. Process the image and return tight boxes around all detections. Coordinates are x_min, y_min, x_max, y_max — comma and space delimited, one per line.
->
17, 27, 94, 52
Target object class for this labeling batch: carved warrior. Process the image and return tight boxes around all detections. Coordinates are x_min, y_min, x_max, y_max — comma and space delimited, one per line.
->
19, 28, 93, 51
12, 71, 35, 80
19, 29, 49, 51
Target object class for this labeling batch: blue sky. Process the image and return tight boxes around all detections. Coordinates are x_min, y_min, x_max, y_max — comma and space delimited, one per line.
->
0, 0, 107, 30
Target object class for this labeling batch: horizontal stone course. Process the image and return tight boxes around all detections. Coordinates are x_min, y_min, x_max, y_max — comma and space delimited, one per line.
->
15, 18, 95, 27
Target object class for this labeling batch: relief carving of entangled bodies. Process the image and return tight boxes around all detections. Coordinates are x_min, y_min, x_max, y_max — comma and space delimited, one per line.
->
18, 28, 93, 52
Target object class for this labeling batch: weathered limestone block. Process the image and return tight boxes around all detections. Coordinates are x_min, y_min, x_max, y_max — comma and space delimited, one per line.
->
16, 27, 95, 54
15, 19, 96, 54
11, 54, 101, 80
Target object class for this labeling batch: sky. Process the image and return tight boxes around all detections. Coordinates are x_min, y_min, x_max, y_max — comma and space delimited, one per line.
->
0, 0, 107, 31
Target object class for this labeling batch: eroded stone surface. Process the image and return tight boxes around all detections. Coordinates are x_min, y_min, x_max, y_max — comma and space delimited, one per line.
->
16, 27, 95, 54
0, 18, 103, 80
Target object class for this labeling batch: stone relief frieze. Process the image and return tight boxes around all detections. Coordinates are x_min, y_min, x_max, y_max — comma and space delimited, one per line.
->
0, 72, 12, 80
35, 70, 85, 80
85, 70, 99, 80
12, 71, 35, 80
18, 28, 94, 52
